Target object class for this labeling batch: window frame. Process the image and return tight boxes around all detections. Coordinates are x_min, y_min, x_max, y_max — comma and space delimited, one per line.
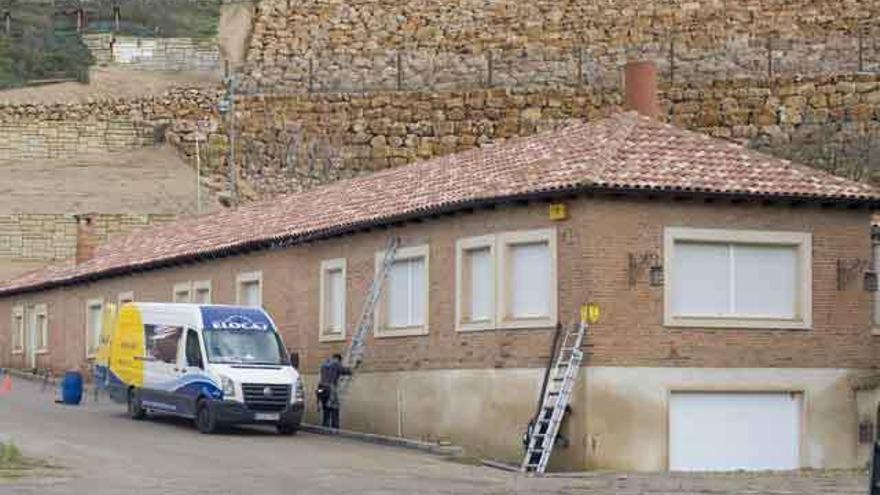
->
34, 303, 48, 353
173, 282, 193, 303
455, 235, 497, 332
85, 298, 104, 359
319, 258, 347, 343
10, 305, 23, 355
374, 244, 430, 338
663, 227, 813, 330
496, 228, 558, 330
236, 271, 263, 307
193, 280, 212, 304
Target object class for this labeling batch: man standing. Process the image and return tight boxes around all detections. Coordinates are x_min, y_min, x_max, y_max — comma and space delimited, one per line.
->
318, 353, 351, 429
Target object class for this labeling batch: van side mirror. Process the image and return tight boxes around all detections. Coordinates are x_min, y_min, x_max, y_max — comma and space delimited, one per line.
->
289, 352, 300, 369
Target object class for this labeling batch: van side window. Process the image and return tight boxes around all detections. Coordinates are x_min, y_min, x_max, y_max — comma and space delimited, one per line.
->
186, 329, 203, 369
144, 325, 182, 364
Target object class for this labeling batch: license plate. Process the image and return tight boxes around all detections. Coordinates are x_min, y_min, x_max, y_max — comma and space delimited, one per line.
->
254, 413, 280, 421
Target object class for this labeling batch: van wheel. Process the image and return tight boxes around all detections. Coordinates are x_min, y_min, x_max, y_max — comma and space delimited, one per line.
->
127, 389, 146, 420
195, 401, 217, 434
277, 422, 297, 435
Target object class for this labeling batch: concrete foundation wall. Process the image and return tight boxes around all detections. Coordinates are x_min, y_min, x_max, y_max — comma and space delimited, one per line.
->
83, 34, 221, 72
298, 366, 868, 471
584, 367, 862, 471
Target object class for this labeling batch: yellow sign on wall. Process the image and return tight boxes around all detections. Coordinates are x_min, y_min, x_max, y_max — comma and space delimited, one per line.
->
549, 203, 568, 221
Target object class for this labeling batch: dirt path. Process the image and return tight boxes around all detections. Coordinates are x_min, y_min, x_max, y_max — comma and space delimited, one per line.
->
0, 67, 219, 105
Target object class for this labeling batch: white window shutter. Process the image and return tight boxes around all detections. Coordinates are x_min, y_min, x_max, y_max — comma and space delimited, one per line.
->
510, 242, 551, 318
468, 247, 493, 321
672, 242, 731, 316
732, 245, 797, 318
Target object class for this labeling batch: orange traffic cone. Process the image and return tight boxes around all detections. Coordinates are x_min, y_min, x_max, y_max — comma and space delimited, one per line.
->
1, 374, 11, 394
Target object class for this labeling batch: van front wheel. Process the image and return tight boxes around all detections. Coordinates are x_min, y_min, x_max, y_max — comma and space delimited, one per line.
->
128, 389, 146, 420
195, 401, 218, 434
277, 422, 297, 435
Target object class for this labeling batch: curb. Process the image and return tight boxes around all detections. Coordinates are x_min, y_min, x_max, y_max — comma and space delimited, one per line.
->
301, 423, 464, 457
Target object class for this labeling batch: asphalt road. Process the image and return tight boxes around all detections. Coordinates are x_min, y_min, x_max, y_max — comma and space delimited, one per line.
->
0, 378, 870, 495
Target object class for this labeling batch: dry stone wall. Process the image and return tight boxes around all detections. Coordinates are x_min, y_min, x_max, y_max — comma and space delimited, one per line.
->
231, 73, 880, 196
243, 0, 880, 92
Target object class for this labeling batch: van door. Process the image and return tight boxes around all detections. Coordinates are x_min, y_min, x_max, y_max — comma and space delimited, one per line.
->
140, 324, 184, 414
175, 328, 207, 417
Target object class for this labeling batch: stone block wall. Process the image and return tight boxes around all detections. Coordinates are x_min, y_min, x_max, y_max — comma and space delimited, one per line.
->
229, 73, 880, 196
0, 88, 220, 162
0, 213, 175, 281
83, 34, 221, 72
0, 120, 160, 160
243, 0, 880, 93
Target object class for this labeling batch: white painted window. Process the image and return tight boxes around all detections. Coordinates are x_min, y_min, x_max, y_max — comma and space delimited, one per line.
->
497, 229, 558, 329
10, 305, 23, 354
34, 304, 48, 352
455, 235, 496, 331
319, 259, 346, 341
173, 282, 193, 303
85, 298, 104, 358
456, 229, 558, 331
193, 280, 212, 304
117, 291, 134, 306
236, 271, 263, 308
664, 228, 812, 329
376, 245, 429, 337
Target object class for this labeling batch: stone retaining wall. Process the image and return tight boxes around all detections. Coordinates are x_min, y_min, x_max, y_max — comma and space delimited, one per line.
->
230, 73, 880, 197
0, 213, 175, 281
83, 34, 221, 72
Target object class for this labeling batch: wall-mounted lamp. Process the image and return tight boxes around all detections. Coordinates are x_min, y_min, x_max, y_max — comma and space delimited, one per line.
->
649, 264, 665, 287
837, 258, 873, 291
628, 253, 663, 288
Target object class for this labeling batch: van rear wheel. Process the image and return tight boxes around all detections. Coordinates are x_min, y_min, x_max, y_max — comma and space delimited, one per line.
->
127, 389, 146, 420
195, 401, 217, 434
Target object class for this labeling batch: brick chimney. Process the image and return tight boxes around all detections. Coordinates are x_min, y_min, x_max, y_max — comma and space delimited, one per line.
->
74, 213, 98, 264
623, 60, 661, 119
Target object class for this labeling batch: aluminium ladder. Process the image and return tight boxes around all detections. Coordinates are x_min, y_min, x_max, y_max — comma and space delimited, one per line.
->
521, 310, 589, 474
337, 235, 400, 395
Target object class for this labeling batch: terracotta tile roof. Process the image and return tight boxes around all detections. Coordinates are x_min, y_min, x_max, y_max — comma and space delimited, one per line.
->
2, 112, 878, 295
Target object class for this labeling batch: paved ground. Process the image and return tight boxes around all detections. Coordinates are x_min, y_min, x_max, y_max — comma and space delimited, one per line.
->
0, 378, 870, 494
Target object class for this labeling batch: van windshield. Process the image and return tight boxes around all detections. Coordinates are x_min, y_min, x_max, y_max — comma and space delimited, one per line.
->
203, 329, 288, 365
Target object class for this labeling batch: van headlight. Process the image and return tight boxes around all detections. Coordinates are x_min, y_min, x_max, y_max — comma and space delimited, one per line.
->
220, 375, 235, 399
293, 377, 304, 404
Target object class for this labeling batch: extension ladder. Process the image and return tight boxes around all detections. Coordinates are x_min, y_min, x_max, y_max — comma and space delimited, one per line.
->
521, 307, 592, 474
338, 235, 400, 394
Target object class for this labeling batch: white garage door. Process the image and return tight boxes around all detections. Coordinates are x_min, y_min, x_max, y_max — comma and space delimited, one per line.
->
669, 392, 801, 471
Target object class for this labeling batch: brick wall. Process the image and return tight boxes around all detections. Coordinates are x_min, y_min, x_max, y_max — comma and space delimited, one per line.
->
83, 34, 221, 72
0, 197, 872, 374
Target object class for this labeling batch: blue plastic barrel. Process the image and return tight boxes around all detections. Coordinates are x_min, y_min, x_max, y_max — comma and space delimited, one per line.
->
61, 371, 83, 405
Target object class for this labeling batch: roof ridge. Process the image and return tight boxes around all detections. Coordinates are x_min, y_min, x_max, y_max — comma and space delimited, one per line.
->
2, 112, 878, 295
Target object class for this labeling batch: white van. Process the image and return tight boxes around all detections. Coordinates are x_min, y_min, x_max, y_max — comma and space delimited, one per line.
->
96, 303, 304, 434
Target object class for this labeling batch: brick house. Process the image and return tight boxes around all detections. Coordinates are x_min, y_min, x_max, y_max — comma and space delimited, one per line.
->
1, 85, 879, 471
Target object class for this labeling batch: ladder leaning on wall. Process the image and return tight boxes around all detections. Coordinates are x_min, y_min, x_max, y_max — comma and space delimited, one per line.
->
337, 235, 401, 396
521, 304, 598, 475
